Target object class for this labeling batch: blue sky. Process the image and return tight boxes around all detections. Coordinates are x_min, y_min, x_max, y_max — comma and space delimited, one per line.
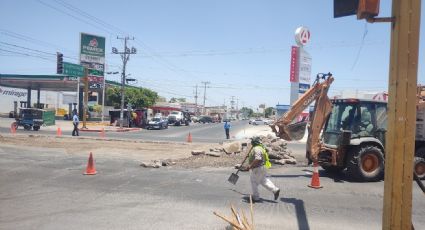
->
0, 0, 424, 109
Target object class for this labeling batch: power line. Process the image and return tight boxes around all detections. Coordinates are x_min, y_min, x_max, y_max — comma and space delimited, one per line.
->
36, 0, 115, 35
0, 48, 55, 62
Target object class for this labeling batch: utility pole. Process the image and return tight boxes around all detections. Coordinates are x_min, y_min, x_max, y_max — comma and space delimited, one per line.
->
201, 81, 210, 115
230, 96, 235, 120
382, 1, 421, 229
194, 84, 199, 116
112, 36, 136, 128
236, 98, 239, 120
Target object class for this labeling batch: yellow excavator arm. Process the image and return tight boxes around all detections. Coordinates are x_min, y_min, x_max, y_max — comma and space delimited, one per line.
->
270, 73, 334, 144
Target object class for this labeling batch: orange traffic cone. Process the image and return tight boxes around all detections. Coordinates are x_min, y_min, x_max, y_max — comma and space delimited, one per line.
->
308, 162, 323, 189
187, 132, 192, 143
99, 128, 105, 138
10, 122, 16, 134
83, 152, 97, 175
56, 127, 62, 136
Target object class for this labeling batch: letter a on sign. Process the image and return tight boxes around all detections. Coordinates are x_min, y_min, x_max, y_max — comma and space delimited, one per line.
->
295, 27, 311, 47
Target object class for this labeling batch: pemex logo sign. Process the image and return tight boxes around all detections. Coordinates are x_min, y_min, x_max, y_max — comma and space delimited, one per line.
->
80, 33, 106, 89
80, 33, 105, 64
89, 38, 98, 47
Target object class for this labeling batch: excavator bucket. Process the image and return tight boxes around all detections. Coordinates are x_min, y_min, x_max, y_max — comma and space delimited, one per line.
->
271, 121, 308, 141
286, 121, 308, 140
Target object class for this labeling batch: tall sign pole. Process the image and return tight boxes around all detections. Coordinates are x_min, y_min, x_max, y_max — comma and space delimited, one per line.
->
82, 67, 89, 129
289, 27, 312, 106
79, 33, 106, 122
383, 1, 421, 229
112, 36, 136, 128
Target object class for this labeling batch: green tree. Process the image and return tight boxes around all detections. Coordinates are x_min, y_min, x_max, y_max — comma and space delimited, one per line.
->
240, 107, 254, 118
264, 107, 275, 118
106, 87, 158, 108
169, 97, 186, 103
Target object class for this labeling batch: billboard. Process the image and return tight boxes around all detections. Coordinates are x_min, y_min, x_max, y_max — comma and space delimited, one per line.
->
80, 33, 105, 89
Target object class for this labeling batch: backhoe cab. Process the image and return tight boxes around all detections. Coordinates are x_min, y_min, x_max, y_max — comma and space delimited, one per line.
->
313, 99, 388, 181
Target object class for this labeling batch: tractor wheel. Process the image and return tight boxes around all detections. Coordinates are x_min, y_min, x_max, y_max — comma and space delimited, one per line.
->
414, 157, 425, 180
33, 126, 40, 131
346, 146, 384, 182
24, 124, 32, 131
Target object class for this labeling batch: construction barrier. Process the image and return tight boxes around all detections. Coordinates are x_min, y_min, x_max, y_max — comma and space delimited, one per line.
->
308, 162, 323, 189
83, 152, 97, 175
187, 132, 192, 143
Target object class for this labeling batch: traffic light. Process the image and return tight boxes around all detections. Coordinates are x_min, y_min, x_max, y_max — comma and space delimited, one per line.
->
56, 52, 63, 74
357, 0, 380, 19
334, 0, 380, 19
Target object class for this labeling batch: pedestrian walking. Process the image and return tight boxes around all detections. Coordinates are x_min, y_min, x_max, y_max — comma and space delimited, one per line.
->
224, 120, 231, 139
72, 109, 79, 136
246, 136, 280, 202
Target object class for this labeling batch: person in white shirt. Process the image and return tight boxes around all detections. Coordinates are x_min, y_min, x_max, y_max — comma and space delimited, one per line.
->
72, 109, 79, 136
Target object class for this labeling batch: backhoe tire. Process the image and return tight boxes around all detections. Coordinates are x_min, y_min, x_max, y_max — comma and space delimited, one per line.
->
414, 157, 425, 180
346, 146, 384, 182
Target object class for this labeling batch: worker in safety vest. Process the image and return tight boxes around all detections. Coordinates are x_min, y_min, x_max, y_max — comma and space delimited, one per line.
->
246, 136, 280, 202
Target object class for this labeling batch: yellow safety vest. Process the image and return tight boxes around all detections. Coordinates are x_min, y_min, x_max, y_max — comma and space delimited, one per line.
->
249, 145, 272, 169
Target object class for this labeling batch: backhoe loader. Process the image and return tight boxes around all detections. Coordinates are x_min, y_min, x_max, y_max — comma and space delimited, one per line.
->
271, 73, 425, 181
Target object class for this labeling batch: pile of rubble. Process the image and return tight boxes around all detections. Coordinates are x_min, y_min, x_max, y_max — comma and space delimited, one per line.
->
140, 134, 297, 169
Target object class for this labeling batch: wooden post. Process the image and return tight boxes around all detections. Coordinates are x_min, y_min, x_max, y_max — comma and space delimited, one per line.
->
82, 68, 89, 129
383, 0, 421, 229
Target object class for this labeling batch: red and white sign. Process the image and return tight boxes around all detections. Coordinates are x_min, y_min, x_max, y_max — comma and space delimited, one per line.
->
295, 27, 311, 46
289, 46, 299, 82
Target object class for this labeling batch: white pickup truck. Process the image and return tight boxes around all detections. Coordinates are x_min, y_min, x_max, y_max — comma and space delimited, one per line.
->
167, 111, 190, 126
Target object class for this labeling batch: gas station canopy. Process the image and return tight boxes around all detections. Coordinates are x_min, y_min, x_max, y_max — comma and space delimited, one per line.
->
0, 74, 79, 92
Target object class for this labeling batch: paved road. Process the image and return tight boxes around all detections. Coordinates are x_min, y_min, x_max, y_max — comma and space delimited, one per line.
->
0, 118, 308, 162
0, 118, 250, 143
1, 144, 424, 230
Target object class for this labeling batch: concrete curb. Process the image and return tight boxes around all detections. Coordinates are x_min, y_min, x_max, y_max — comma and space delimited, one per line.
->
0, 133, 196, 146
79, 128, 141, 133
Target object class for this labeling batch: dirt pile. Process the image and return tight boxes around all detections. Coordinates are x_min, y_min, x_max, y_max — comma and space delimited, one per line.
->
140, 134, 297, 169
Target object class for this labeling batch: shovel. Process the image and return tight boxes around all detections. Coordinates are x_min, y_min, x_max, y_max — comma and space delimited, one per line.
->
228, 147, 252, 185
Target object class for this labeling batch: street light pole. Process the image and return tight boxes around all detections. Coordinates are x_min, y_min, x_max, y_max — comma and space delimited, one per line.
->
112, 36, 136, 128
104, 71, 120, 124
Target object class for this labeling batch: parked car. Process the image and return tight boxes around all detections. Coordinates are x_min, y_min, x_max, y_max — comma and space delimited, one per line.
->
263, 118, 274, 125
198, 116, 213, 123
191, 116, 199, 123
252, 118, 267, 125
146, 117, 168, 130
249, 118, 257, 125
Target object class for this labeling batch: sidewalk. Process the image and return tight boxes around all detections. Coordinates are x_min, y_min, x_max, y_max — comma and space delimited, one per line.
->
0, 117, 140, 132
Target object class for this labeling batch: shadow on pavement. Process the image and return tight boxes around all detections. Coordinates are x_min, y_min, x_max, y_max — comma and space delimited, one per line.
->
281, 197, 310, 230
241, 196, 277, 204
269, 174, 310, 178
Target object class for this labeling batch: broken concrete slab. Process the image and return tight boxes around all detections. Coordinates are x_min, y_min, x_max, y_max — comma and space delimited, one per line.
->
140, 160, 161, 168
222, 141, 241, 154
206, 152, 222, 157
191, 150, 205, 156
284, 158, 297, 164
271, 159, 286, 165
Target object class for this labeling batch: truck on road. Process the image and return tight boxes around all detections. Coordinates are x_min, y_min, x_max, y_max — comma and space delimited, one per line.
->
167, 111, 190, 126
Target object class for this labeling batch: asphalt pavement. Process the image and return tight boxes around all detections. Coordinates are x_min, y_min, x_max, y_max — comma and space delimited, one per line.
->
1, 144, 424, 230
